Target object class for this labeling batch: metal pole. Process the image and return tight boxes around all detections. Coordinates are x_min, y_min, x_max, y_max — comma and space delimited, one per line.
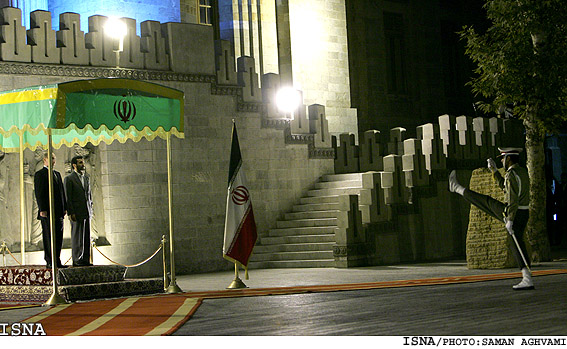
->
162, 235, 169, 291
1, 241, 6, 266
19, 134, 26, 265
511, 233, 531, 273
44, 131, 66, 305
165, 134, 182, 293
227, 262, 247, 289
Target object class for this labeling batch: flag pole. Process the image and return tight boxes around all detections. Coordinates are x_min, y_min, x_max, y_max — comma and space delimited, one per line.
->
227, 262, 247, 289
224, 121, 256, 289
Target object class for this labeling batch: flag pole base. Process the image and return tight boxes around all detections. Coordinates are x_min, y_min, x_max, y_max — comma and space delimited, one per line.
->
166, 282, 183, 294
43, 291, 67, 306
227, 276, 248, 289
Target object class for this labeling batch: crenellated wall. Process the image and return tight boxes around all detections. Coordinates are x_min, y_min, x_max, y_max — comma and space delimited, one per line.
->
0, 7, 338, 276
0, 7, 176, 70
330, 114, 526, 267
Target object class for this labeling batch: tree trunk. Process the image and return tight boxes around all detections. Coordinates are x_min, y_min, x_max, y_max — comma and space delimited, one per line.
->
523, 114, 551, 262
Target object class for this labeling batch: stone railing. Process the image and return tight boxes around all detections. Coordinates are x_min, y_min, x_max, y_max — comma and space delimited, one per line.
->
331, 114, 525, 266
333, 194, 365, 268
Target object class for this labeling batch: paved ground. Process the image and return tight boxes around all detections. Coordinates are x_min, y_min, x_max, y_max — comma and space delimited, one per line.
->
2, 259, 567, 339
171, 260, 567, 336
175, 273, 567, 336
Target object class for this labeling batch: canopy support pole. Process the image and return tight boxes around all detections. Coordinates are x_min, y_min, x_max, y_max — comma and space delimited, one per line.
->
44, 131, 67, 306
18, 134, 26, 265
166, 134, 182, 294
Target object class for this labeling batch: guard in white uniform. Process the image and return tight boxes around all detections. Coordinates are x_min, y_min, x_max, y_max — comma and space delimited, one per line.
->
449, 147, 533, 290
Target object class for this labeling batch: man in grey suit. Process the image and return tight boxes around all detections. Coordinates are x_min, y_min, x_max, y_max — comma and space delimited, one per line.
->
64, 155, 93, 267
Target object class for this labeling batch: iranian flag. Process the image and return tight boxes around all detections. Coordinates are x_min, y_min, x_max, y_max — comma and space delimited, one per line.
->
223, 122, 257, 270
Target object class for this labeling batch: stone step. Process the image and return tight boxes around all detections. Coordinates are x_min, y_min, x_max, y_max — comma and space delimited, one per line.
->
276, 218, 337, 228
299, 195, 340, 205
284, 210, 339, 220
248, 259, 336, 269
306, 187, 363, 197
260, 234, 335, 245
314, 179, 362, 189
321, 173, 364, 182
254, 242, 335, 253
268, 226, 337, 237
251, 250, 334, 262
292, 202, 340, 212
247, 171, 360, 271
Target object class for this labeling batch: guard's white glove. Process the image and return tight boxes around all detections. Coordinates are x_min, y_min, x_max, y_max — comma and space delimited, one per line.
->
487, 158, 497, 173
505, 219, 514, 236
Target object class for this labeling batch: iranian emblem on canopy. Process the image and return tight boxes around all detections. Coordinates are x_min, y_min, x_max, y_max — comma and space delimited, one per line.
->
114, 99, 137, 123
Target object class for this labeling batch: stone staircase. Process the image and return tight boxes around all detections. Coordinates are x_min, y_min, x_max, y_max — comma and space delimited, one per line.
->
249, 173, 364, 269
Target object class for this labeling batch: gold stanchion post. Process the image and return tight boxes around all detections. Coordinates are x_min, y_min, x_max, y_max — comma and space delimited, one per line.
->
227, 263, 247, 289
19, 134, 26, 265
162, 235, 169, 291
44, 132, 67, 306
1, 241, 6, 266
165, 134, 182, 294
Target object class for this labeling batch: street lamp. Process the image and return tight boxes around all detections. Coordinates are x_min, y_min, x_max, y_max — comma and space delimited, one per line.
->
276, 87, 301, 118
104, 17, 127, 67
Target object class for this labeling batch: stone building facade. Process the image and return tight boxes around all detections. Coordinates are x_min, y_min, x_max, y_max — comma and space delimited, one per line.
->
0, 1, 529, 277
0, 5, 338, 277
345, 0, 486, 135
217, 0, 358, 138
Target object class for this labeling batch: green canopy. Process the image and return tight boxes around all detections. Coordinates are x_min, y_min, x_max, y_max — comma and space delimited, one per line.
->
0, 78, 184, 152
0, 78, 185, 301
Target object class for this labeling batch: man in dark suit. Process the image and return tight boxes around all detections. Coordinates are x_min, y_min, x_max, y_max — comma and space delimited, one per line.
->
64, 155, 93, 267
34, 152, 67, 268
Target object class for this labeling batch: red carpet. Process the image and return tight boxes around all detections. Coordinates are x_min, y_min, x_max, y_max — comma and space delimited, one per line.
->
182, 269, 567, 299
21, 269, 567, 335
23, 295, 202, 336
0, 303, 42, 310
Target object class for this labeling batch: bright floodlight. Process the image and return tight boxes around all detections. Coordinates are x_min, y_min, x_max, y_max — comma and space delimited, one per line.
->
105, 17, 127, 40
276, 87, 301, 114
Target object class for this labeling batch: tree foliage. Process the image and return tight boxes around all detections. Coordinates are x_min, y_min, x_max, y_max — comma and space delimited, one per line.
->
460, 0, 567, 131
460, 0, 567, 261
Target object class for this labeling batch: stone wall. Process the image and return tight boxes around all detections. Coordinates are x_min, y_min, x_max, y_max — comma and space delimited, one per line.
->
96, 81, 334, 276
466, 168, 515, 269
218, 0, 358, 138
0, 8, 335, 276
287, 0, 357, 137
345, 0, 488, 137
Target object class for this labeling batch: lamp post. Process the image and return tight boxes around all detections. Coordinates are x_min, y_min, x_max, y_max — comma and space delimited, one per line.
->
104, 17, 127, 68
276, 87, 301, 120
